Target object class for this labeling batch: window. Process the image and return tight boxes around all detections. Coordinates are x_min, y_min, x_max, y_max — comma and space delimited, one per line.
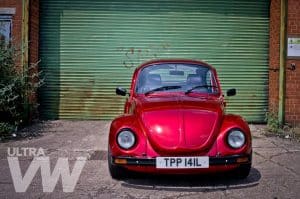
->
0, 15, 12, 44
136, 63, 219, 94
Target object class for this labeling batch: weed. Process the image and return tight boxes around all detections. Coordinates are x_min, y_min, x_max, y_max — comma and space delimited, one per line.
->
0, 40, 43, 139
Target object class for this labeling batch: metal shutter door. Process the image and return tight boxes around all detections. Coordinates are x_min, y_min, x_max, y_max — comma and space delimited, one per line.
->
40, 0, 269, 121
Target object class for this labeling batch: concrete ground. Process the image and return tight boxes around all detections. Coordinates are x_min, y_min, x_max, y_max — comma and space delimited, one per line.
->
0, 121, 299, 199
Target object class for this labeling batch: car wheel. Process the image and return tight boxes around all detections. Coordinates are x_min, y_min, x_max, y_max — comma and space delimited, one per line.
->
234, 163, 251, 179
107, 149, 126, 179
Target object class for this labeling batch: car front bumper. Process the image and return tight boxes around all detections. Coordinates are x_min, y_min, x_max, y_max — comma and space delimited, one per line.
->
112, 154, 251, 166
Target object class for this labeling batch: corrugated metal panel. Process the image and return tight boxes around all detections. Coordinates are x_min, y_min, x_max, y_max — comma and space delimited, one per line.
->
39, 0, 269, 122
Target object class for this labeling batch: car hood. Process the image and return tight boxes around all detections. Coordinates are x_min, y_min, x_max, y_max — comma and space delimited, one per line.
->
135, 95, 224, 155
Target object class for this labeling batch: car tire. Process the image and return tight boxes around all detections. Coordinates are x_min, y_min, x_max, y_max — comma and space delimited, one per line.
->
234, 163, 251, 179
107, 149, 126, 179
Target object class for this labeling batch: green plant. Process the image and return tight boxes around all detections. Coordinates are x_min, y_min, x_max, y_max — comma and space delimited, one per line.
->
0, 40, 43, 138
265, 111, 299, 140
0, 122, 15, 135
265, 111, 280, 134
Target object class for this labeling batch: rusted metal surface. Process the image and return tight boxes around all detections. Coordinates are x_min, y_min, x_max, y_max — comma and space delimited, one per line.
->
22, 0, 29, 122
39, 0, 270, 122
278, 0, 287, 126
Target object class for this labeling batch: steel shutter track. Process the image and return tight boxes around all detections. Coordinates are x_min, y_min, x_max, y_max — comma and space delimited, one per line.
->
39, 0, 269, 121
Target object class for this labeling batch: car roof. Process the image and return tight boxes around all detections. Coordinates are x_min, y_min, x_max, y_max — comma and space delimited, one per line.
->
137, 59, 215, 71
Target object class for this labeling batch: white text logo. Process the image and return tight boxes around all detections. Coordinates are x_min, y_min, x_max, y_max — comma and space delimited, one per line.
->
7, 147, 86, 192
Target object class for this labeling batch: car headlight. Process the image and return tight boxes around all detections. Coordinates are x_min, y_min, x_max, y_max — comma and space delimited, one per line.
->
117, 130, 136, 149
227, 129, 246, 149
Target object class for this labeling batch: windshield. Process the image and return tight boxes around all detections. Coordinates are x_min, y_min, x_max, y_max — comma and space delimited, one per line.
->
135, 63, 219, 95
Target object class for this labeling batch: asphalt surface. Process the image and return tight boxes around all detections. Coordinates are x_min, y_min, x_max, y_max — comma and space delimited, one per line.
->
0, 121, 299, 199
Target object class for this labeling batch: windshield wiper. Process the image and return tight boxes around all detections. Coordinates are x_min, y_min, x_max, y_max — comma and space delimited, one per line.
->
185, 85, 218, 94
145, 85, 182, 96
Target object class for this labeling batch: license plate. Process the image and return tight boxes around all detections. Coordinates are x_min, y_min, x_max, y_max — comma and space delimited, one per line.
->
156, 156, 209, 169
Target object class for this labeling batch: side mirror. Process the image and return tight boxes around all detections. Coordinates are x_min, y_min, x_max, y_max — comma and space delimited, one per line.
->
116, 87, 127, 96
226, 88, 236, 96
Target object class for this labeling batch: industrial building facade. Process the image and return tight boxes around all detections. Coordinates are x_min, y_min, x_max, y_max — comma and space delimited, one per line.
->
0, 0, 299, 125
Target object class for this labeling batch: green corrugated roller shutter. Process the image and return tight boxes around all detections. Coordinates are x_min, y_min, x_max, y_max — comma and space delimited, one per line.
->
39, 0, 269, 122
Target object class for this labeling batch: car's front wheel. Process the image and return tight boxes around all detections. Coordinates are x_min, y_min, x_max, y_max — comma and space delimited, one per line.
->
234, 163, 251, 179
107, 149, 126, 179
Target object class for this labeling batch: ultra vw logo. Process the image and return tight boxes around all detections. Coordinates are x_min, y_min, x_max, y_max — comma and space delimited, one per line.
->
7, 147, 86, 192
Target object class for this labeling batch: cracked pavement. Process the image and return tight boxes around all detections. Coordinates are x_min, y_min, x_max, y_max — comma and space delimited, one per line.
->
0, 121, 299, 199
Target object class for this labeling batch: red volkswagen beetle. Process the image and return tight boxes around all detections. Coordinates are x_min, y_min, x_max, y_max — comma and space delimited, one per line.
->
108, 59, 252, 179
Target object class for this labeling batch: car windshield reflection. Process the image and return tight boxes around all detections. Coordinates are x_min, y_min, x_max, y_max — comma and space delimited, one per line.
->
135, 63, 219, 95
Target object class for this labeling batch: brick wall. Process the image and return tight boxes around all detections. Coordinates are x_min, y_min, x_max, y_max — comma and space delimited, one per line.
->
29, 0, 39, 65
269, 0, 300, 126
28, 0, 39, 119
269, 0, 280, 114
0, 0, 23, 70
0, 0, 39, 72
1, 0, 39, 120
286, 0, 300, 125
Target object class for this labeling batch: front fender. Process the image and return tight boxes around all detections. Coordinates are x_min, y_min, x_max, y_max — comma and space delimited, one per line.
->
109, 114, 147, 157
217, 114, 252, 156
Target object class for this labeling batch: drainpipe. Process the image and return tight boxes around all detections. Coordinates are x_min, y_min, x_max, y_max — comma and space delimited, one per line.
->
22, 0, 29, 123
278, 0, 287, 126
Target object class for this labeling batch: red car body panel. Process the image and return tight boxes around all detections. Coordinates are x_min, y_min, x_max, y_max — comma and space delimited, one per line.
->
109, 59, 252, 174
